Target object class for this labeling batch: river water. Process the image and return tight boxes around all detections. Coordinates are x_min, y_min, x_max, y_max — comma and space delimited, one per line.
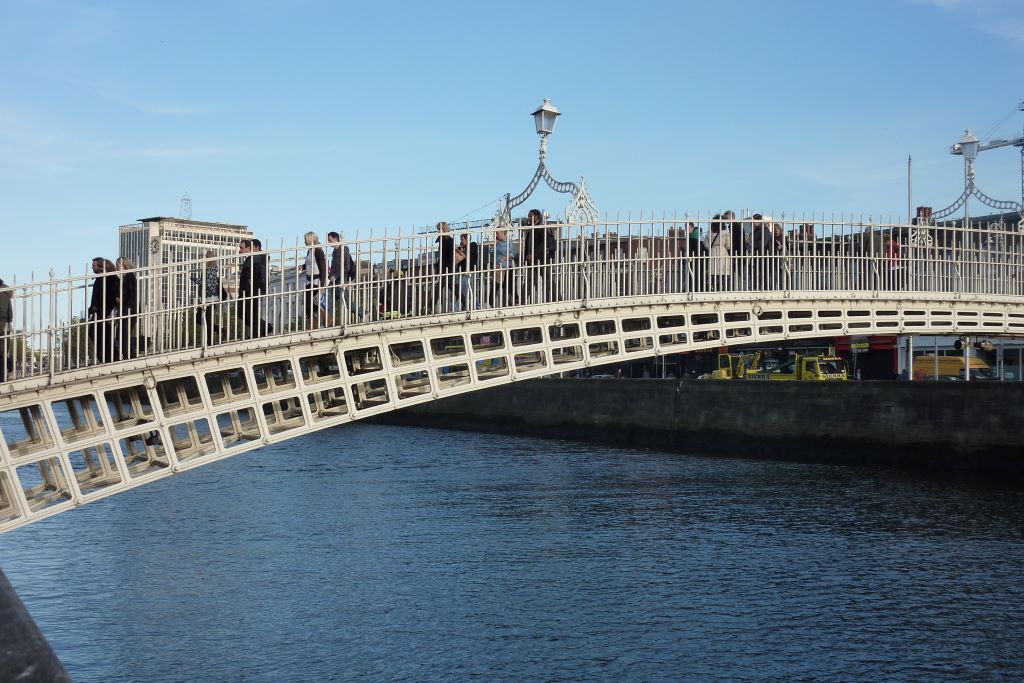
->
2, 422, 1024, 681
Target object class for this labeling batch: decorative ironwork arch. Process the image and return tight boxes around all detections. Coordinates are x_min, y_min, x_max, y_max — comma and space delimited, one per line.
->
932, 143, 1023, 222
490, 142, 598, 230
933, 183, 1023, 221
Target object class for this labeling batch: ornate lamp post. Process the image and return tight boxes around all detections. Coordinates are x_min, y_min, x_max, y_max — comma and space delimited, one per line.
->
532, 98, 560, 161
959, 129, 980, 228
933, 126, 1023, 224
932, 125, 1023, 383
491, 98, 598, 228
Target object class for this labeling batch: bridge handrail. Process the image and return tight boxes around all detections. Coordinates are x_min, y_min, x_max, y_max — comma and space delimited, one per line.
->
1, 214, 1022, 386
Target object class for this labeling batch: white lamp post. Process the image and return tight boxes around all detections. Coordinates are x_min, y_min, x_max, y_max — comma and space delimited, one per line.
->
959, 128, 980, 163
957, 129, 980, 302
933, 122, 1024, 225
532, 98, 560, 135
491, 98, 597, 228
959, 129, 980, 230
532, 98, 561, 160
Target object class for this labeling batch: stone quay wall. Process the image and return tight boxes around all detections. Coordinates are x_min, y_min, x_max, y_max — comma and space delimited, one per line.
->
377, 380, 1024, 476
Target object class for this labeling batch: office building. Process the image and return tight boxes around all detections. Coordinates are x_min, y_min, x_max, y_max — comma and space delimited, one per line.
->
119, 217, 254, 310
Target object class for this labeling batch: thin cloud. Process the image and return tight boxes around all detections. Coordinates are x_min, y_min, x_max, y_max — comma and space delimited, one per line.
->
908, 0, 1024, 47
0, 107, 230, 173
780, 158, 918, 194
90, 87, 220, 116
121, 146, 227, 160
981, 19, 1024, 46
59, 77, 219, 116
0, 0, 118, 47
55, 3, 118, 45
132, 103, 218, 116
907, 0, 967, 9
0, 107, 77, 173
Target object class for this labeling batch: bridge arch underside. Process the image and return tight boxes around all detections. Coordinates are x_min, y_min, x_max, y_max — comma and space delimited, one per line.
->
1, 291, 1022, 532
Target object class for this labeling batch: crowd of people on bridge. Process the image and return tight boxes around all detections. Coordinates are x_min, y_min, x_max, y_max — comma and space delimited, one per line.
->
58, 238, 275, 367
694, 210, 907, 292
53, 233, 345, 367
374, 209, 559, 317
0, 204, 983, 377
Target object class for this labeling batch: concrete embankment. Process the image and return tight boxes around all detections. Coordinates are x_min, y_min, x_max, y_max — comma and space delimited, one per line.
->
377, 380, 1024, 475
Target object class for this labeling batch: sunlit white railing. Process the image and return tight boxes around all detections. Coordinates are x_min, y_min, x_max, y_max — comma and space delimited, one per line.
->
1, 213, 1022, 384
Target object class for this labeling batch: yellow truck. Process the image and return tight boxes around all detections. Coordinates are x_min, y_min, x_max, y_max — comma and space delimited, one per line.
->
746, 352, 847, 381
911, 355, 994, 381
710, 351, 763, 379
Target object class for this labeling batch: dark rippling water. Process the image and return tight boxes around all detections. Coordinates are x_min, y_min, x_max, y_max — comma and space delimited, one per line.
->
2, 422, 1024, 681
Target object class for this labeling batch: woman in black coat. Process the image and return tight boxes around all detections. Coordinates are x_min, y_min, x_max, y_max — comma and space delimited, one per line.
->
88, 258, 120, 364
116, 256, 139, 359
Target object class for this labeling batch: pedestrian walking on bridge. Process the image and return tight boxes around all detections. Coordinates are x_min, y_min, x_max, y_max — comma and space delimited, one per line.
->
0, 278, 13, 381
87, 258, 119, 364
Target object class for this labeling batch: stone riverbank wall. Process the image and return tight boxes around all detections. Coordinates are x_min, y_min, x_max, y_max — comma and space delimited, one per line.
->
377, 380, 1024, 475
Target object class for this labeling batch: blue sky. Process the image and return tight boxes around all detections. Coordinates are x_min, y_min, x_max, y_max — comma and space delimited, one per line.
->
1, 0, 1022, 280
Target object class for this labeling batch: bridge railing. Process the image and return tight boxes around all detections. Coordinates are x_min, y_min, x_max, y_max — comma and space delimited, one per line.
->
0, 215, 1021, 384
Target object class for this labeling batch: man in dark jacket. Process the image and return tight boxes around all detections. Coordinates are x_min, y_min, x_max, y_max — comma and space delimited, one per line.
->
686, 222, 708, 292
0, 278, 12, 381
435, 222, 456, 311
237, 239, 269, 337
87, 258, 120, 363
724, 209, 748, 289
115, 258, 139, 359
749, 214, 768, 290
327, 231, 357, 322
522, 208, 556, 302
254, 240, 270, 334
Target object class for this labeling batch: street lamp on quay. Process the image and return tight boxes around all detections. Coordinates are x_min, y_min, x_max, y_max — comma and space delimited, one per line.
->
491, 98, 598, 228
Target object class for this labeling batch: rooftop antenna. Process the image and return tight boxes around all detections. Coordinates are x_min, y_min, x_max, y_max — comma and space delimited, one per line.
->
180, 190, 192, 220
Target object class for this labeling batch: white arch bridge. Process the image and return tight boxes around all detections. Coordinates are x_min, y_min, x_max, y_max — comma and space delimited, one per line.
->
1, 214, 1023, 532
